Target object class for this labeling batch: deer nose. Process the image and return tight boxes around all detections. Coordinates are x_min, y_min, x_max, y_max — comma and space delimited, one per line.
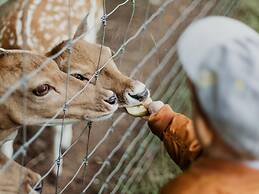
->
128, 87, 149, 102
105, 93, 117, 105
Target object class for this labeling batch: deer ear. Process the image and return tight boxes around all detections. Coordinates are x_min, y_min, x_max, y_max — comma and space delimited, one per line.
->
73, 13, 89, 40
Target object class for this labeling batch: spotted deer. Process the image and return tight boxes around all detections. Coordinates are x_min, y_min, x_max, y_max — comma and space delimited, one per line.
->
0, 48, 118, 193
0, 0, 103, 51
0, 0, 150, 175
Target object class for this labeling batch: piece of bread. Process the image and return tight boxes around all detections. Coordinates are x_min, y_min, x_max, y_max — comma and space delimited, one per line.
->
126, 105, 149, 117
125, 97, 152, 117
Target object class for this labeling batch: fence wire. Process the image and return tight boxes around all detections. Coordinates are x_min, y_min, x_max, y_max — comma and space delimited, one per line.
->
0, 0, 240, 193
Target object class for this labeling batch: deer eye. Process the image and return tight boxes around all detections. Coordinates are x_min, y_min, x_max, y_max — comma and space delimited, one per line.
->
71, 73, 89, 81
32, 84, 50, 97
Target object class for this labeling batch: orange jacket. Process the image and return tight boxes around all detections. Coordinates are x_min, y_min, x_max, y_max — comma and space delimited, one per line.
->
160, 157, 259, 194
148, 105, 259, 194
148, 105, 202, 169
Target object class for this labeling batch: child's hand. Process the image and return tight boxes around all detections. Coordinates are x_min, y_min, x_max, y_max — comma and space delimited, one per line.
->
143, 101, 164, 120
145, 101, 164, 114
144, 102, 175, 139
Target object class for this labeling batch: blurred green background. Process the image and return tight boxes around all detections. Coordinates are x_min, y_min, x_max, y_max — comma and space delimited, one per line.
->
234, 0, 259, 32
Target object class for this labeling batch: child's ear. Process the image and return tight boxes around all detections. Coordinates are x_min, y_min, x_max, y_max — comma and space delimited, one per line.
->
73, 13, 89, 40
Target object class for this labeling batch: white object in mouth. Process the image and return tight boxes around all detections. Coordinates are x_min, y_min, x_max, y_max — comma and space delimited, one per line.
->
125, 97, 152, 117
125, 105, 149, 117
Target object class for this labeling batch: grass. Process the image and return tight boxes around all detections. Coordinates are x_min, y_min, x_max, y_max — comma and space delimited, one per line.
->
129, 146, 182, 194
234, 0, 259, 32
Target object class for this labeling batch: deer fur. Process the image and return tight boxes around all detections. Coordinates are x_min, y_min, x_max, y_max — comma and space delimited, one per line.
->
0, 48, 118, 193
0, 153, 42, 194
0, 0, 150, 175
0, 0, 103, 51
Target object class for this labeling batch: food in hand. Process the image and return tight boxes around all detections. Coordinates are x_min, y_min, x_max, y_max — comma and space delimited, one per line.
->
126, 105, 149, 117
125, 97, 152, 117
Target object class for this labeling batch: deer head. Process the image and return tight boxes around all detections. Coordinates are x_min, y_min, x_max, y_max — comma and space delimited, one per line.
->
0, 49, 118, 136
46, 14, 150, 108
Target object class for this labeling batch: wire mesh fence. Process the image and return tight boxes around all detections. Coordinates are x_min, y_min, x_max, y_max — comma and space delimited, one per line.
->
0, 0, 239, 193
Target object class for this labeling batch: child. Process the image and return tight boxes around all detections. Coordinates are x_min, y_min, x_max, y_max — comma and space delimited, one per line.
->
145, 16, 259, 194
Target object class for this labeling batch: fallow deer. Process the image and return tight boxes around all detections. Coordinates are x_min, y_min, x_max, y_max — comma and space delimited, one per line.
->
0, 48, 118, 193
0, 0, 150, 174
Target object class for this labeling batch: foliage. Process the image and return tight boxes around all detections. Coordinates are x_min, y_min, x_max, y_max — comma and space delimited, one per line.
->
234, 0, 259, 32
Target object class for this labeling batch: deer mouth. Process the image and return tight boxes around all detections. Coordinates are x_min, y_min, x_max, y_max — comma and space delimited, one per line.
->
122, 87, 150, 108
128, 88, 149, 102
121, 80, 150, 107
125, 97, 152, 117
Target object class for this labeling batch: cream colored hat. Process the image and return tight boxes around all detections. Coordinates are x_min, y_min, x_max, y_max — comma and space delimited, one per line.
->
177, 16, 259, 158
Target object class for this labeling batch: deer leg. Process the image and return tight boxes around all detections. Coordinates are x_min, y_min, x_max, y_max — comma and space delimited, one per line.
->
53, 124, 73, 175
53, 125, 63, 175
60, 124, 73, 149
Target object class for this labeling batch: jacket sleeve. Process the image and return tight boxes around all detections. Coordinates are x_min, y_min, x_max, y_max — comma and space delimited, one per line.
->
148, 105, 202, 169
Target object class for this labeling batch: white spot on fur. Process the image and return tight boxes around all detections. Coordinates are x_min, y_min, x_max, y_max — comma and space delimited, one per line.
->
46, 3, 52, 11
44, 33, 51, 40
16, 9, 23, 46
25, 0, 41, 48
58, 21, 67, 31
84, 0, 98, 43
9, 39, 15, 46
